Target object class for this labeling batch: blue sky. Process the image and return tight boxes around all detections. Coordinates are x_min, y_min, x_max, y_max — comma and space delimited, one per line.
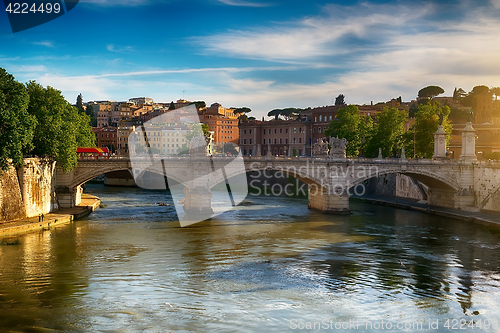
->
2, 0, 500, 118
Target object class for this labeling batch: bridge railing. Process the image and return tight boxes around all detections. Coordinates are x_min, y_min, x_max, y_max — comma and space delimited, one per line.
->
78, 154, 499, 166
240, 155, 456, 164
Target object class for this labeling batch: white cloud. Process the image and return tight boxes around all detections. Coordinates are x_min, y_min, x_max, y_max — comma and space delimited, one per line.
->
35, 73, 117, 100
106, 44, 134, 53
33, 41, 54, 48
10, 65, 48, 72
216, 0, 271, 7
192, 1, 500, 107
491, 0, 500, 9
196, 3, 432, 61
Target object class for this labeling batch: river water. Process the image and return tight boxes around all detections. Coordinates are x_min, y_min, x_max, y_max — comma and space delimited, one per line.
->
1, 183, 500, 332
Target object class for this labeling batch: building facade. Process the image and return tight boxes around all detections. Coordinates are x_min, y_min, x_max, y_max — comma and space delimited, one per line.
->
93, 127, 118, 153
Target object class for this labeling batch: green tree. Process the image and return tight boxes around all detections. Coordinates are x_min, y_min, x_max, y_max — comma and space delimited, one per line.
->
26, 81, 95, 172
325, 105, 373, 157
335, 94, 345, 106
365, 107, 408, 158
408, 101, 452, 158
418, 85, 444, 99
85, 103, 97, 127
0, 68, 36, 170
471, 85, 490, 95
453, 87, 467, 100
189, 101, 206, 109
76, 93, 84, 113
457, 85, 492, 111
267, 108, 302, 120
169, 101, 176, 110
185, 123, 210, 142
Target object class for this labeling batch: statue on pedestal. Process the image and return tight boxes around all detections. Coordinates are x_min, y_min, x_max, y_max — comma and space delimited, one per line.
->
312, 138, 329, 156
329, 137, 347, 159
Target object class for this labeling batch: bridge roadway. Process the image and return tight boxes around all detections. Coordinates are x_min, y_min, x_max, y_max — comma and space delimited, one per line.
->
55, 155, 500, 217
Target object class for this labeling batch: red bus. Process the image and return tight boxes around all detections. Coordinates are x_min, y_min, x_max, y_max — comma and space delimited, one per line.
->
77, 147, 110, 159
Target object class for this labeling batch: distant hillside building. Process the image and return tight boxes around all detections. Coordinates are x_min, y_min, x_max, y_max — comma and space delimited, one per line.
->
475, 92, 493, 124
129, 97, 154, 105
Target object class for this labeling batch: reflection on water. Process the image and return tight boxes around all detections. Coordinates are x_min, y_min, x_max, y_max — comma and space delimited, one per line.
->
1, 183, 500, 332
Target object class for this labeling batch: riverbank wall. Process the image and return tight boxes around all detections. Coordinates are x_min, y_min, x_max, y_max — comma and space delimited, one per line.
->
0, 194, 100, 238
354, 195, 500, 229
1, 158, 59, 222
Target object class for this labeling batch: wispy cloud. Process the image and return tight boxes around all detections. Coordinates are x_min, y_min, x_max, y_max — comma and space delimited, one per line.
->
195, 3, 432, 61
95, 65, 311, 77
193, 1, 500, 102
33, 41, 54, 48
10, 65, 48, 72
216, 0, 271, 7
106, 44, 134, 53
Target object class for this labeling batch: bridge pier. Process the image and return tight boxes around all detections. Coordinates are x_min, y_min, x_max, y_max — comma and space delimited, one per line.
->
183, 187, 214, 220
56, 185, 82, 208
308, 187, 350, 214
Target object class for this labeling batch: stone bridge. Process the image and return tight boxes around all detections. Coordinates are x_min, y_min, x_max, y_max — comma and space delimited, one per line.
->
55, 155, 500, 216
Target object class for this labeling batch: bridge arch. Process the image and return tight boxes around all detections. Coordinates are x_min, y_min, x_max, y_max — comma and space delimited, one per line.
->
68, 161, 187, 190
212, 162, 325, 191
349, 168, 460, 193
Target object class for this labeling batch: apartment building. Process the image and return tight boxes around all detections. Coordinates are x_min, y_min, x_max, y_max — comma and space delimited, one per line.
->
129, 97, 154, 105
94, 102, 112, 127
239, 119, 311, 156
93, 127, 118, 153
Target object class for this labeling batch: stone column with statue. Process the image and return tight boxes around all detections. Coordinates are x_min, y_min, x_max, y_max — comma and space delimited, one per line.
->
433, 115, 447, 159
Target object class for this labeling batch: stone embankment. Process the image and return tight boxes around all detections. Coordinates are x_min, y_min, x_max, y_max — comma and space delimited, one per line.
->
0, 194, 100, 237
355, 195, 500, 229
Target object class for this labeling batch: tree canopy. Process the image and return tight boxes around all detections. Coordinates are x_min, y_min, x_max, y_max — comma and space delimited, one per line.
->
233, 107, 251, 114
365, 107, 408, 158
418, 85, 444, 99
324, 105, 372, 157
267, 108, 301, 120
453, 87, 467, 100
454, 85, 494, 111
471, 85, 490, 95
76, 93, 84, 112
26, 81, 95, 172
335, 94, 345, 106
404, 100, 452, 159
189, 101, 206, 109
0, 68, 36, 170
0, 68, 95, 172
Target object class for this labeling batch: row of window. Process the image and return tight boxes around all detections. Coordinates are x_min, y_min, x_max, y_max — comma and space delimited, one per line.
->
242, 138, 302, 145
313, 127, 327, 133
314, 115, 333, 122
242, 148, 302, 156
242, 127, 304, 135
150, 143, 181, 148
147, 132, 186, 137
